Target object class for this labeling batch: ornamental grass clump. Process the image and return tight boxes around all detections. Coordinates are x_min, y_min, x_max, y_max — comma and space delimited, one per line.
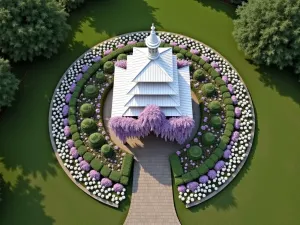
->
80, 103, 95, 118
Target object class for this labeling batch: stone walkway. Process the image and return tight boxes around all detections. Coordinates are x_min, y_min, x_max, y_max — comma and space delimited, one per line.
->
103, 90, 200, 225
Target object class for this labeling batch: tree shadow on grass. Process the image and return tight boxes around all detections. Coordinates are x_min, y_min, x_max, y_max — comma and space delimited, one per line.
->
67, 0, 162, 43
253, 62, 300, 107
194, 0, 237, 19
188, 104, 259, 212
0, 175, 55, 225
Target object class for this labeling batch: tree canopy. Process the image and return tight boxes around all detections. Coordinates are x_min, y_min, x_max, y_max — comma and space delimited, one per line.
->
0, 58, 20, 109
0, 0, 70, 62
233, 0, 300, 73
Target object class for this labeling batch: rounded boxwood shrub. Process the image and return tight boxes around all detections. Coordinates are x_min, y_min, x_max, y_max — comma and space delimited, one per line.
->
193, 69, 205, 81
96, 72, 106, 84
208, 101, 222, 113
88, 133, 106, 149
103, 61, 114, 74
80, 103, 95, 118
176, 53, 184, 59
187, 146, 203, 160
84, 85, 98, 99
201, 83, 215, 97
101, 144, 114, 158
210, 116, 222, 129
202, 132, 216, 146
215, 77, 226, 86
117, 54, 127, 60
80, 118, 97, 134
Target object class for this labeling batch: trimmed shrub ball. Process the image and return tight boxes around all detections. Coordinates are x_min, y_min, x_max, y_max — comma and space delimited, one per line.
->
96, 72, 106, 84
103, 61, 114, 74
201, 83, 215, 97
210, 116, 222, 129
80, 118, 97, 134
80, 103, 95, 118
187, 146, 203, 160
89, 133, 106, 149
101, 144, 114, 158
84, 85, 98, 99
202, 132, 216, 146
117, 53, 127, 60
193, 69, 205, 81
176, 53, 184, 59
208, 101, 222, 113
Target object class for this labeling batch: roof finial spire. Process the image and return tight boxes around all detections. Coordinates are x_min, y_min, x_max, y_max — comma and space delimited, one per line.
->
145, 23, 161, 60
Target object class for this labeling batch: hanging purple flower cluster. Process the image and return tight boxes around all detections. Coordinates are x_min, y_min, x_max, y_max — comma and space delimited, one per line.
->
115, 60, 127, 69
190, 49, 200, 55
109, 105, 195, 144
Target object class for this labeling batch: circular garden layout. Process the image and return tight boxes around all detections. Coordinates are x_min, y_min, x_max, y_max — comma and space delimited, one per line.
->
49, 31, 255, 209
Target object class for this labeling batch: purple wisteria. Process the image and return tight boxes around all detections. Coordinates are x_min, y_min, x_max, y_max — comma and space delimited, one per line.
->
82, 64, 89, 73
109, 105, 195, 144
79, 160, 91, 171
199, 175, 209, 184
201, 55, 210, 62
177, 59, 190, 68
178, 185, 186, 193
70, 147, 79, 159
104, 49, 113, 56
115, 60, 127, 69
62, 105, 69, 117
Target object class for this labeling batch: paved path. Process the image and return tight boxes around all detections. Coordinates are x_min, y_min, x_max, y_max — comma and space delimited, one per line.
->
103, 90, 200, 225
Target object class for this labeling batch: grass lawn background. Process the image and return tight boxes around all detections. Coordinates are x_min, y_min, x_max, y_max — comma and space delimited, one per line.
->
0, 0, 300, 225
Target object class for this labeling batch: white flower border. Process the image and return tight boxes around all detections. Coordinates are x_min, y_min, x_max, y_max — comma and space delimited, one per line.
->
49, 31, 255, 209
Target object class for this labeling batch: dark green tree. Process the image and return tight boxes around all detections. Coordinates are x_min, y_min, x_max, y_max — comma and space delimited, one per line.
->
233, 0, 300, 74
0, 58, 20, 109
57, 0, 85, 12
0, 0, 71, 62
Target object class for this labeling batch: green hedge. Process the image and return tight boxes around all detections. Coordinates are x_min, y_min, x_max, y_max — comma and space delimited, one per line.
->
68, 107, 76, 116
209, 154, 219, 163
70, 124, 78, 134
72, 132, 80, 142
68, 115, 76, 125
121, 154, 134, 177
225, 124, 234, 132
197, 164, 209, 175
214, 148, 224, 159
226, 110, 235, 117
182, 172, 193, 183
215, 77, 226, 86
203, 63, 212, 71
218, 141, 227, 151
190, 169, 200, 180
83, 152, 95, 163
174, 177, 185, 186
191, 54, 200, 62
120, 176, 129, 185
77, 145, 87, 155
90, 158, 104, 171
185, 52, 192, 58
169, 153, 184, 177
173, 46, 181, 53
199, 58, 206, 65
220, 85, 229, 93
74, 140, 83, 148
204, 158, 215, 169
100, 165, 111, 177
223, 92, 232, 99
109, 170, 122, 182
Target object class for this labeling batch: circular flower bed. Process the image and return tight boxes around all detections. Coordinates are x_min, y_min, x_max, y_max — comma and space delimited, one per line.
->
49, 31, 255, 209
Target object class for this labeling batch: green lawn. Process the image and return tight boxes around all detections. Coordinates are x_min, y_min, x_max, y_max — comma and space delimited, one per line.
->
1, 0, 300, 225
